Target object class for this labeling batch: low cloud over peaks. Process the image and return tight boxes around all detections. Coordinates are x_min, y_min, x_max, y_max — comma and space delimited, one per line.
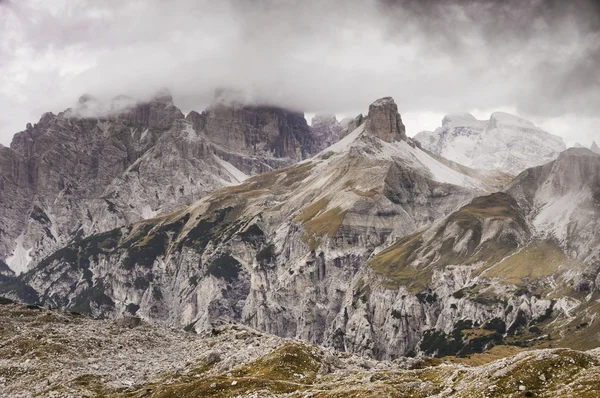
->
0, 0, 599, 145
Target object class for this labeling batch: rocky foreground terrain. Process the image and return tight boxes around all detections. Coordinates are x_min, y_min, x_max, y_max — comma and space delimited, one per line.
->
1, 301, 600, 398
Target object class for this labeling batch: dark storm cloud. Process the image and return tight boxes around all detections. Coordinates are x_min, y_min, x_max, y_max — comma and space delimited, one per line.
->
376, 0, 600, 115
0, 0, 599, 145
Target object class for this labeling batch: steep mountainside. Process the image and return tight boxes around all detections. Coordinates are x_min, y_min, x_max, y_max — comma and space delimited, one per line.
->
414, 112, 566, 174
506, 148, 600, 282
0, 91, 328, 274
365, 148, 600, 357
310, 114, 342, 150
3, 301, 600, 397
4, 97, 508, 359
5, 98, 597, 362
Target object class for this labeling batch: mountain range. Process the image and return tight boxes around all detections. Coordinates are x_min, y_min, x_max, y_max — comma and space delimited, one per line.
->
414, 112, 567, 175
1, 93, 600, 395
0, 90, 339, 275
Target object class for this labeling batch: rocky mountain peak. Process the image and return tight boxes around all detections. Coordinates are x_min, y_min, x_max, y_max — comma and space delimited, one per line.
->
310, 114, 341, 149
489, 111, 536, 130
558, 147, 599, 159
210, 87, 247, 107
38, 112, 56, 126
365, 97, 406, 142
414, 111, 566, 175
0, 87, 347, 278
547, 147, 600, 184
73, 94, 104, 118
441, 113, 480, 129
591, 141, 600, 154
338, 114, 365, 139
311, 114, 337, 125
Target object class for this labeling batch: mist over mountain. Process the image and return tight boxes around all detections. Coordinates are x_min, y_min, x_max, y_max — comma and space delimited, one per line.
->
1, 0, 600, 145
415, 112, 567, 175
2, 1, 600, 396
0, 89, 337, 275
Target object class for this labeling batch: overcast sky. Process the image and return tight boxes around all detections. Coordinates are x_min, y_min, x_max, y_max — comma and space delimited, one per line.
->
1, 0, 599, 146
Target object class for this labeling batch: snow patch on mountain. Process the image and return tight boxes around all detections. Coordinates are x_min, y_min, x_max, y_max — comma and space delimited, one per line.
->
322, 122, 485, 190
533, 189, 590, 242
414, 112, 567, 175
213, 155, 249, 183
5, 234, 31, 275
324, 123, 366, 154
140, 205, 158, 220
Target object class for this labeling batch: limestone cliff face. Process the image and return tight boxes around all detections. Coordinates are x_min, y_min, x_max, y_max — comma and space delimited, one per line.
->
339, 114, 365, 140
0, 91, 326, 273
365, 97, 406, 142
0, 93, 181, 272
9, 97, 504, 359
205, 105, 315, 159
6, 97, 598, 361
414, 112, 566, 175
311, 115, 342, 150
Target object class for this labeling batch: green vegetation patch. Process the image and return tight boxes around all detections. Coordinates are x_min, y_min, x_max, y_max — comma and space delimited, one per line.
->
482, 240, 569, 284
450, 192, 526, 222
33, 227, 123, 283
181, 206, 240, 252
420, 320, 503, 358
304, 207, 347, 238
295, 198, 347, 251
228, 161, 314, 195
122, 231, 168, 270
368, 232, 431, 293
233, 342, 322, 383
368, 193, 532, 294
294, 198, 330, 223
473, 349, 600, 397
352, 188, 379, 197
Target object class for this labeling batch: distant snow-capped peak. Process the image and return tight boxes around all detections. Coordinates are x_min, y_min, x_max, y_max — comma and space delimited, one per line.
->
414, 112, 566, 175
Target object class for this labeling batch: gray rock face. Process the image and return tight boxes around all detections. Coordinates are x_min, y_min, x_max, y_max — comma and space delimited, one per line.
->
0, 91, 328, 274
311, 114, 342, 150
1, 93, 184, 273
414, 112, 567, 175
365, 97, 406, 142
507, 148, 600, 269
339, 114, 364, 140
591, 141, 600, 154
5, 97, 598, 362
196, 104, 317, 166
10, 99, 498, 359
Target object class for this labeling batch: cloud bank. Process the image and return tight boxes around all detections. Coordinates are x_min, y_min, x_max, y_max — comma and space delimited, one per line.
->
0, 0, 599, 145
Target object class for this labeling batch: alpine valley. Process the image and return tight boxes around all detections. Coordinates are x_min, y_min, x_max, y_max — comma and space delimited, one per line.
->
2, 94, 600, 397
